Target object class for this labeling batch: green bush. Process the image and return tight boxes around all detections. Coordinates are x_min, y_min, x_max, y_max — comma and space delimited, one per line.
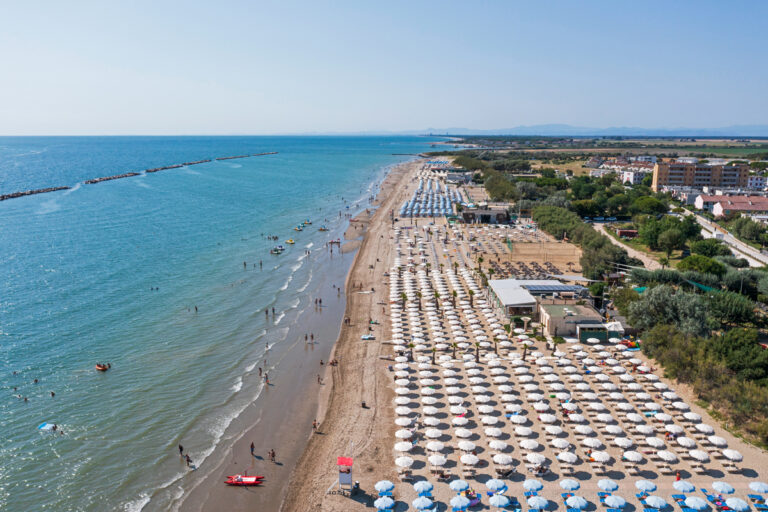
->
677, 254, 727, 277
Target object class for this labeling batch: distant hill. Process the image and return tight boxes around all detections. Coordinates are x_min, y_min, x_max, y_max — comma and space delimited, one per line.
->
423, 124, 768, 138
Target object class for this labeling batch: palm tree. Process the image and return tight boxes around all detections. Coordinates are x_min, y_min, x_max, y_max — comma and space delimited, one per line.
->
416, 291, 422, 310
474, 342, 480, 360
451, 342, 458, 359
468, 289, 475, 307
453, 261, 459, 273
397, 266, 403, 278
659, 256, 669, 269
407, 342, 415, 361
488, 268, 495, 280
434, 291, 440, 310
426, 263, 431, 276
493, 337, 499, 355
439, 263, 444, 274
400, 292, 407, 309
522, 343, 528, 361
552, 336, 564, 355
451, 290, 457, 307
431, 347, 437, 365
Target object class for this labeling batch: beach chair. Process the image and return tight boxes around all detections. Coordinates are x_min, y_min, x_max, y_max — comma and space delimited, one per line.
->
672, 495, 687, 503
562, 493, 575, 499
525, 491, 538, 498
682, 508, 699, 512
607, 509, 623, 512
568, 508, 581, 512
659, 464, 674, 475
755, 505, 768, 511
627, 464, 640, 476
748, 496, 763, 504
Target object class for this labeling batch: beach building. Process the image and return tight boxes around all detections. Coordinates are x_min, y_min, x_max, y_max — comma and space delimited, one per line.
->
539, 302, 624, 341
652, 160, 749, 192
488, 279, 587, 318
748, 174, 767, 190
461, 206, 510, 224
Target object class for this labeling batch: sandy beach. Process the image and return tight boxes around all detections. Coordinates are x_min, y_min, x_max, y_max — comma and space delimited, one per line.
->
279, 161, 767, 512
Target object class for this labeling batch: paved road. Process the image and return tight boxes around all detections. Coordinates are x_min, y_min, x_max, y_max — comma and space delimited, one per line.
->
681, 210, 768, 267
593, 223, 661, 270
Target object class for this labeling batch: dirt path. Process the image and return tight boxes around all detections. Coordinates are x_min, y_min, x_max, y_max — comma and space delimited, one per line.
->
594, 223, 661, 270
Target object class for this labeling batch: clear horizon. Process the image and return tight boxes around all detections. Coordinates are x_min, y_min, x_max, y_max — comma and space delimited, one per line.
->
1, 0, 766, 135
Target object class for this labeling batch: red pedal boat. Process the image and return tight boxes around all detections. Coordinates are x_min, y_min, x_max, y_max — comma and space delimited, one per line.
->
225, 475, 264, 486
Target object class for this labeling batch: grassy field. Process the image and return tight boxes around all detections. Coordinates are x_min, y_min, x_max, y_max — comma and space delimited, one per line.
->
605, 226, 686, 264
531, 158, 591, 176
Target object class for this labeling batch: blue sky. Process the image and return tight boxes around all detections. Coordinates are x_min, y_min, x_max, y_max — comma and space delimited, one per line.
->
1, 1, 766, 134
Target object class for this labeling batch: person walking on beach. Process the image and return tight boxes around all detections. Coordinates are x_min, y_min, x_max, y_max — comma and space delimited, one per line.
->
271, 307, 275, 316
312, 419, 318, 432
178, 444, 184, 456
185, 454, 192, 468
250, 442, 255, 456
317, 374, 322, 384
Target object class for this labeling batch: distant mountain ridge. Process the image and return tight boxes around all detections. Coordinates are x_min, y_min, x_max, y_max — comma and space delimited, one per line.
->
423, 124, 768, 137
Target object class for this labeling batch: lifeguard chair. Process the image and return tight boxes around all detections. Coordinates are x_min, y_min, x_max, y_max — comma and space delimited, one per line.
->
337, 456, 355, 494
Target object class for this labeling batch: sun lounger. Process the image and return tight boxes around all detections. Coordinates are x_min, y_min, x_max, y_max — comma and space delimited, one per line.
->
659, 464, 674, 474
525, 491, 538, 497
560, 464, 574, 475
755, 505, 768, 511
607, 509, 623, 512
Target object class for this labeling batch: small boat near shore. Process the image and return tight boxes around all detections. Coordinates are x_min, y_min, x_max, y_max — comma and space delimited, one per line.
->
225, 475, 264, 486
329, 239, 341, 245
95, 363, 111, 372
318, 225, 329, 231
270, 245, 285, 254
285, 239, 295, 244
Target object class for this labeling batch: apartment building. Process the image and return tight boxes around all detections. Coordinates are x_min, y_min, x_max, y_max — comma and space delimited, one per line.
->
651, 160, 749, 191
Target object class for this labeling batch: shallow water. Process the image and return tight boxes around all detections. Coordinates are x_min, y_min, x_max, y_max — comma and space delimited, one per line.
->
0, 136, 438, 511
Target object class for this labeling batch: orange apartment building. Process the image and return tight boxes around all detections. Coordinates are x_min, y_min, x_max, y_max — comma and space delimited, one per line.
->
651, 160, 749, 191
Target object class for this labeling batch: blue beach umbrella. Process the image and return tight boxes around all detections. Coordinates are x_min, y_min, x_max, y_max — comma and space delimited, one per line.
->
412, 496, 434, 510
684, 496, 708, 510
605, 495, 627, 508
645, 496, 668, 509
490, 494, 511, 508
750, 482, 768, 493
712, 482, 734, 494
673, 481, 695, 493
528, 496, 549, 510
374, 496, 394, 510
598, 479, 619, 492
450, 495, 471, 510
414, 481, 434, 494
636, 480, 657, 493
486, 479, 508, 493
566, 496, 588, 509
450, 479, 470, 492
725, 498, 749, 512
375, 480, 395, 493
560, 479, 581, 491
524, 479, 544, 491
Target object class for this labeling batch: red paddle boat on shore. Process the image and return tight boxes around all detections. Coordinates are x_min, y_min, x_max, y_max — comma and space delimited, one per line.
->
225, 475, 264, 486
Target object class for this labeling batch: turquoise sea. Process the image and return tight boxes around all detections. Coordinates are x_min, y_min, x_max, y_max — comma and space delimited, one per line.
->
0, 136, 439, 511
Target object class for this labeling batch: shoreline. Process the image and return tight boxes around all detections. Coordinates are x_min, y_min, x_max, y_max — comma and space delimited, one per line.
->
171, 160, 415, 512
280, 158, 421, 511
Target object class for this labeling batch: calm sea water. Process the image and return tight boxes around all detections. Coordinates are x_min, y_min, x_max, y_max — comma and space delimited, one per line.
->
0, 136, 438, 511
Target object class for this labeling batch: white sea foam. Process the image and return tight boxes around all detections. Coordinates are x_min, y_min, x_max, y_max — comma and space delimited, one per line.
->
231, 376, 243, 392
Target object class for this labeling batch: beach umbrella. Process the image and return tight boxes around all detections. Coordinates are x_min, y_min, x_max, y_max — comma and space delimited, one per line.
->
560, 479, 580, 491
374, 496, 394, 510
375, 480, 395, 493
567, 496, 588, 509
458, 440, 476, 452
606, 425, 624, 436
452, 416, 468, 426
515, 426, 533, 437
598, 479, 619, 492
665, 424, 683, 434
394, 456, 413, 468
614, 437, 633, 449
690, 450, 710, 462
486, 478, 508, 492
460, 453, 479, 466
723, 449, 743, 462
450, 479, 470, 492
493, 454, 513, 466
528, 496, 548, 510
489, 440, 508, 451
545, 425, 563, 436
413, 481, 434, 494
395, 417, 412, 427
425, 428, 442, 439
582, 438, 602, 448
428, 454, 447, 467
450, 495, 471, 509
520, 439, 539, 451
510, 415, 528, 425
485, 427, 502, 437
623, 451, 643, 463
395, 407, 411, 416
395, 429, 412, 439
750, 482, 768, 493
725, 499, 749, 512
557, 451, 577, 464
708, 435, 727, 447
695, 424, 714, 434
605, 496, 627, 508
636, 480, 657, 492
684, 497, 707, 510
673, 480, 695, 493
712, 482, 734, 494
423, 417, 440, 427
591, 451, 610, 463
426, 440, 444, 452
490, 494, 511, 508
677, 437, 696, 448
552, 438, 570, 450
455, 428, 472, 438
524, 478, 544, 491
657, 450, 678, 463
412, 496, 433, 510
394, 441, 413, 452
646, 496, 668, 509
